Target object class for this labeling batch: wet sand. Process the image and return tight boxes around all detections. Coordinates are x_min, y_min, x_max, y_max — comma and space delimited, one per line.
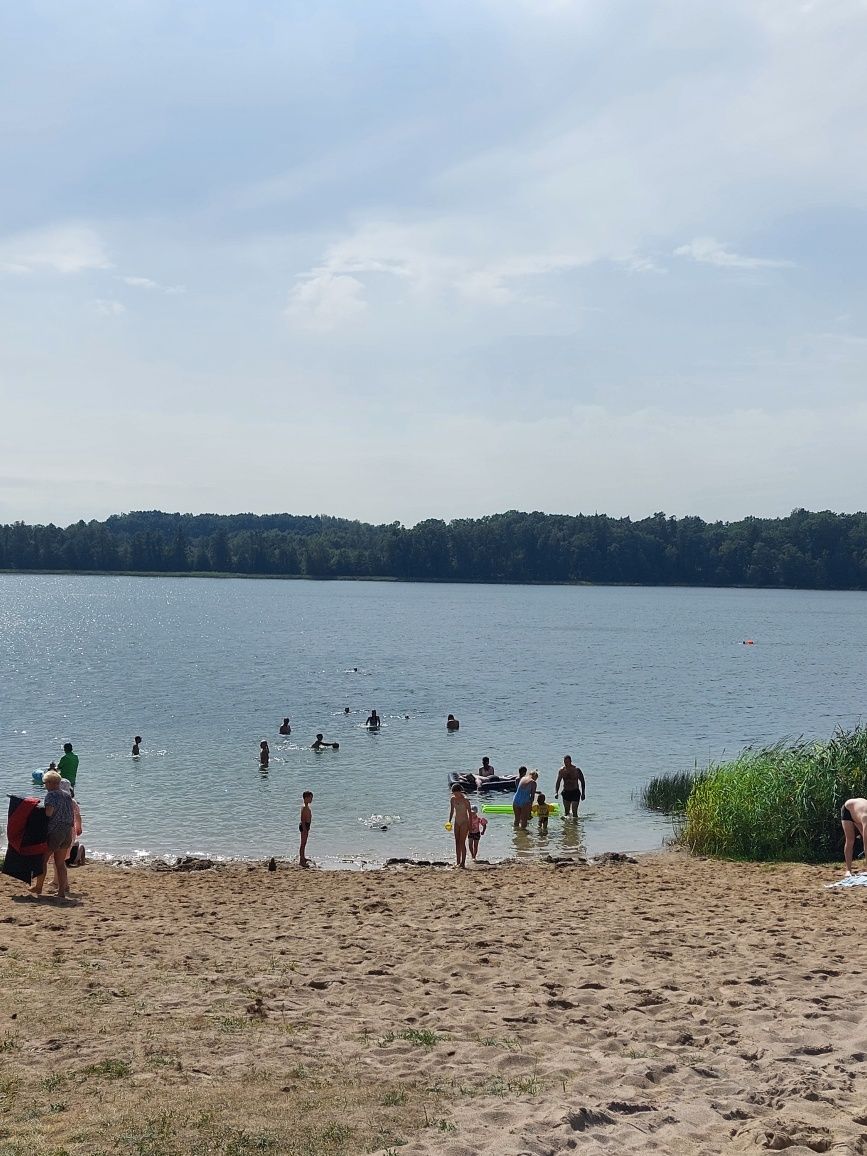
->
0, 852, 864, 1155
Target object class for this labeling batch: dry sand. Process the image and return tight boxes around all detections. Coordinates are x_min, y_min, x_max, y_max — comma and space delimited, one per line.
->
0, 851, 865, 1156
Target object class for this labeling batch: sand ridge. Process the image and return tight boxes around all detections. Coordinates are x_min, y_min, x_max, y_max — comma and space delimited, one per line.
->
1, 852, 866, 1155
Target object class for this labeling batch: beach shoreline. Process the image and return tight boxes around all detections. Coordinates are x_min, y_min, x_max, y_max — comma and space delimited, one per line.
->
1, 851, 863, 1156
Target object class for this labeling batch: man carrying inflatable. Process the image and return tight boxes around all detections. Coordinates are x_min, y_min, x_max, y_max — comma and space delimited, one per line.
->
555, 755, 586, 817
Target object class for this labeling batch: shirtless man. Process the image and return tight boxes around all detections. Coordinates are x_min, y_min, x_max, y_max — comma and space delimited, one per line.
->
478, 756, 495, 778
555, 755, 586, 817
448, 784, 473, 868
841, 798, 867, 875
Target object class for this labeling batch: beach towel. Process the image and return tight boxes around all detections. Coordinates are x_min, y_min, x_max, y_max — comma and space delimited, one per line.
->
3, 796, 48, 884
826, 872, 867, 889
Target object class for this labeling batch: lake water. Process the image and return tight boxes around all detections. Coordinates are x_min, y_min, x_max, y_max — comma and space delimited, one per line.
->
2, 575, 866, 867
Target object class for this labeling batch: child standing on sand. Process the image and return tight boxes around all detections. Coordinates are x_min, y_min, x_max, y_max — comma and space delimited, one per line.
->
536, 793, 550, 834
468, 805, 487, 860
299, 791, 313, 867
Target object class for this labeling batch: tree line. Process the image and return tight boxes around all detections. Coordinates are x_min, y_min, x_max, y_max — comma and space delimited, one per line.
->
1, 508, 867, 589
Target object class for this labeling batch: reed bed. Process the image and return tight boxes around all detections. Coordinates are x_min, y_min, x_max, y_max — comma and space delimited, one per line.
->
640, 769, 708, 814
680, 727, 867, 862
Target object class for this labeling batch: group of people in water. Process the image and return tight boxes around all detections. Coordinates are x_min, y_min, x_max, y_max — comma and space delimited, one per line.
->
446, 755, 586, 868
260, 709, 461, 767
258, 708, 464, 865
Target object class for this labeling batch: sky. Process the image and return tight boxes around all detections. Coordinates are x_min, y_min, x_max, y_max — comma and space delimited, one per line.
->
1, 0, 866, 527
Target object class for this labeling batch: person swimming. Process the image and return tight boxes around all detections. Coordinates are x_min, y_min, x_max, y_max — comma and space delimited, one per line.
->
311, 733, 339, 750
279, 718, 291, 736
447, 714, 460, 731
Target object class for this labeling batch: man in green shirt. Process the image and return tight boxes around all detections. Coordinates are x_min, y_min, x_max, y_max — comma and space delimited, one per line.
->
58, 742, 79, 791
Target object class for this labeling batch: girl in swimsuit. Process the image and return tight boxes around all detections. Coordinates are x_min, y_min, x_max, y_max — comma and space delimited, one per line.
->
299, 791, 313, 867
448, 785, 472, 868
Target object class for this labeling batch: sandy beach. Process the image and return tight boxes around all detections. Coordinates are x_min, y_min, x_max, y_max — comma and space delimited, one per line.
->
0, 851, 864, 1156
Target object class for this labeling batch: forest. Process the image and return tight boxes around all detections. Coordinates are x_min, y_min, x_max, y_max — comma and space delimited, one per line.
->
1, 508, 867, 589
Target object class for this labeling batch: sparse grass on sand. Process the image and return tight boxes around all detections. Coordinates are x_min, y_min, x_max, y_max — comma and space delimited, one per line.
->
1, 853, 865, 1155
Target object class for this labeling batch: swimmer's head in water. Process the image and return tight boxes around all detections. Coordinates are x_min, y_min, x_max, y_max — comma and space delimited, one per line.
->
316, 733, 323, 740
344, 707, 350, 713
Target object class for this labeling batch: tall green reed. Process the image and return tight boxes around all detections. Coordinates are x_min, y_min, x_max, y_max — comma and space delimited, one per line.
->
640, 769, 707, 814
680, 727, 867, 861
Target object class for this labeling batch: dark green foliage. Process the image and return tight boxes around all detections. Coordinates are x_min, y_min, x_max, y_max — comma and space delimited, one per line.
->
681, 727, 867, 861
640, 770, 708, 813
3, 506, 867, 587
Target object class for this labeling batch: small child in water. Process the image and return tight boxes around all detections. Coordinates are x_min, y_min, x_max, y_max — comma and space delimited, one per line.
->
468, 805, 488, 861
299, 791, 313, 867
536, 793, 550, 833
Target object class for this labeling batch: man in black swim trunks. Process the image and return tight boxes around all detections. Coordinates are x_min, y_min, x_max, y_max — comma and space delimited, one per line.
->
555, 755, 586, 817
841, 797, 867, 875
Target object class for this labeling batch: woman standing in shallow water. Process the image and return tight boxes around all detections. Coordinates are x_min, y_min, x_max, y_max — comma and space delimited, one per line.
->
512, 767, 536, 830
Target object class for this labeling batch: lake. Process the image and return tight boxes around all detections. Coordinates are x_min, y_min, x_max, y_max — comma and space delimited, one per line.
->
1, 575, 866, 867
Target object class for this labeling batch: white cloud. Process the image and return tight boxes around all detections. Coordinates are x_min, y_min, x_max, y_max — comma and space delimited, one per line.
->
120, 275, 186, 294
284, 271, 367, 331
673, 236, 794, 270
0, 224, 111, 274
90, 298, 126, 316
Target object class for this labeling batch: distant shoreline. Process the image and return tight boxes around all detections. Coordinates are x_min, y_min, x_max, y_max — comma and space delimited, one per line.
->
2, 568, 864, 593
